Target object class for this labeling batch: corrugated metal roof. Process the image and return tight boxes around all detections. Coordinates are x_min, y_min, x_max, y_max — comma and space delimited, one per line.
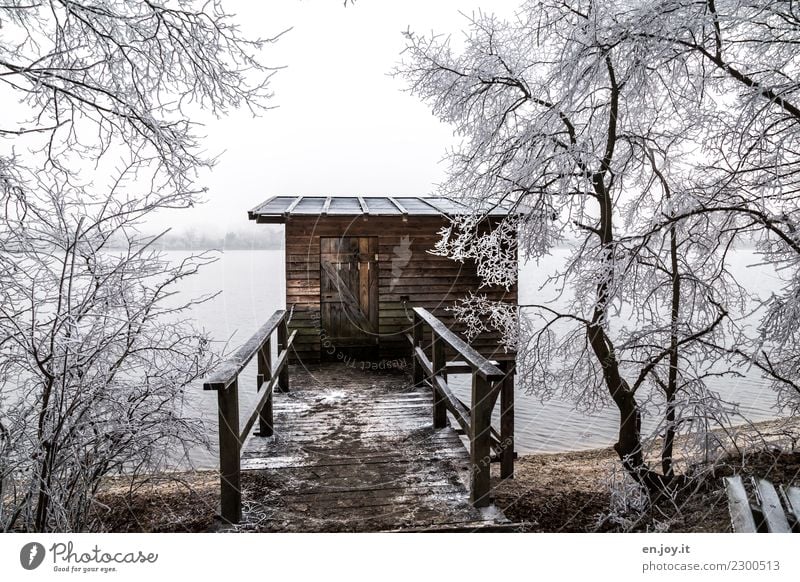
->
248, 196, 513, 223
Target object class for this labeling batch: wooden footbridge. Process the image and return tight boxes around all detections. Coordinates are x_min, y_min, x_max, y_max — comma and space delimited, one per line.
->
203, 308, 517, 532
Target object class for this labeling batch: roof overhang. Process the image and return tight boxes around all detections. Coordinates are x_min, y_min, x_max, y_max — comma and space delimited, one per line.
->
248, 195, 515, 224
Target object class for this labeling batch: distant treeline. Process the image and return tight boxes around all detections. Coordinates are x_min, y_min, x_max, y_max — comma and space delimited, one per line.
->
106, 227, 284, 250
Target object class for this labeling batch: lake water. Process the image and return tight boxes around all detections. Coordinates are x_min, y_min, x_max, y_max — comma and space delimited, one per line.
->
177, 249, 785, 469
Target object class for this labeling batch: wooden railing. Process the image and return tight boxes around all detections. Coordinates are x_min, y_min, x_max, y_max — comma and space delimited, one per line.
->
203, 309, 296, 524
406, 307, 514, 507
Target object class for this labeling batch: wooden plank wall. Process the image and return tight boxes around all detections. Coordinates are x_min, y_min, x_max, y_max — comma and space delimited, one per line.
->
284, 216, 517, 365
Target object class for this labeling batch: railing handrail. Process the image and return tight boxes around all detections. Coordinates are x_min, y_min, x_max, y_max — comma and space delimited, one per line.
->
412, 307, 504, 380
203, 309, 287, 391
203, 308, 295, 524
237, 329, 297, 443
408, 307, 515, 508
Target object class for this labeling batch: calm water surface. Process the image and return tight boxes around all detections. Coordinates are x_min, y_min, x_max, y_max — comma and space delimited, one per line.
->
176, 249, 784, 469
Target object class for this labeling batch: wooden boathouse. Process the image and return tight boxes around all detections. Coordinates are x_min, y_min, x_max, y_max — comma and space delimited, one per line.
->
203, 195, 520, 531
247, 195, 517, 365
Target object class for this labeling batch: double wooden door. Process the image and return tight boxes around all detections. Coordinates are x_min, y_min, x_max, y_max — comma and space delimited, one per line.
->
320, 237, 378, 357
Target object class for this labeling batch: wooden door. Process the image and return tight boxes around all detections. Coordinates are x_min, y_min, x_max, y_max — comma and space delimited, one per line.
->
320, 237, 378, 357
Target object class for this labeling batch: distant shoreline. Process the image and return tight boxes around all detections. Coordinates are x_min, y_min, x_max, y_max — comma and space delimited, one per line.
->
103, 244, 284, 252
156, 245, 283, 251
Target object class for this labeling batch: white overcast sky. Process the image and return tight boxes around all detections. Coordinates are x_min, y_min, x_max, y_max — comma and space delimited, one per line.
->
150, 0, 521, 235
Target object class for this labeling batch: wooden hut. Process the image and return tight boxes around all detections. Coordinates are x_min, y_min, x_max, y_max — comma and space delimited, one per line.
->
248, 195, 517, 366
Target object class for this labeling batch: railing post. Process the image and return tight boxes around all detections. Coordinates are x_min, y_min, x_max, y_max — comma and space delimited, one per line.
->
217, 378, 242, 524
470, 372, 493, 507
278, 316, 290, 393
412, 311, 423, 387
500, 360, 515, 479
431, 332, 447, 429
257, 338, 274, 437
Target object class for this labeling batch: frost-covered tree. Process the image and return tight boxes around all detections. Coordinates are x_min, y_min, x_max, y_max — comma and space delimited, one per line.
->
616, 0, 800, 414
396, 0, 772, 490
0, 0, 276, 531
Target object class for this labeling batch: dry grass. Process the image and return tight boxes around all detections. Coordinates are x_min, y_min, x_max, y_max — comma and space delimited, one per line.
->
90, 472, 219, 532
493, 417, 800, 532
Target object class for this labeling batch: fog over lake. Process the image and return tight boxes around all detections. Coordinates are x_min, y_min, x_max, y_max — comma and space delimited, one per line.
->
174, 248, 784, 469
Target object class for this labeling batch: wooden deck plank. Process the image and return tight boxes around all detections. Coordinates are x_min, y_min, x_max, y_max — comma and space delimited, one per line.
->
783, 486, 800, 531
241, 449, 469, 470
754, 478, 791, 533
724, 476, 758, 533
235, 363, 510, 532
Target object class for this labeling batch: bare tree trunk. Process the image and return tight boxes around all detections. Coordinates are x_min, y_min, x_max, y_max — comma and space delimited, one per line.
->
662, 222, 681, 478
34, 443, 53, 532
585, 59, 678, 492
584, 57, 664, 490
